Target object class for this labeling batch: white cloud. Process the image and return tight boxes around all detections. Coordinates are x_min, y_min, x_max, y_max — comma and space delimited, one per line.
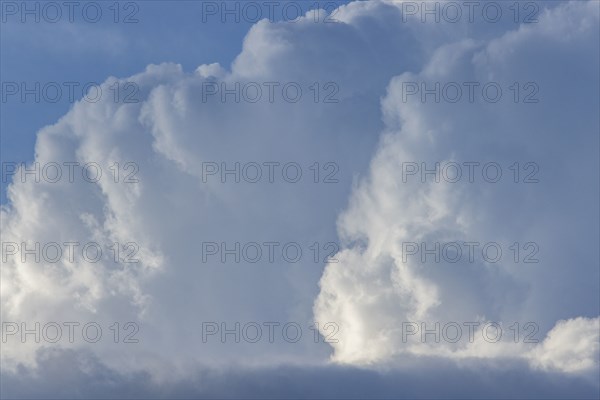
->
529, 317, 600, 376
314, 0, 599, 377
1, 0, 598, 391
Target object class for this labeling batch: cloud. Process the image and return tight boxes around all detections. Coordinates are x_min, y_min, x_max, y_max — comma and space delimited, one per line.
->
1, 0, 431, 374
2, 348, 599, 399
313, 0, 599, 375
529, 317, 600, 376
1, 0, 598, 397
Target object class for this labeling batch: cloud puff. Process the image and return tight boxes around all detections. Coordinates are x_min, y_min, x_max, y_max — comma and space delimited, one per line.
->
529, 317, 600, 375
1, 0, 435, 374
314, 0, 599, 376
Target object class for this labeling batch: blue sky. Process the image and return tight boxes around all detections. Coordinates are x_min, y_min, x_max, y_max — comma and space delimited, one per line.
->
1, 0, 352, 203
1, 1, 599, 398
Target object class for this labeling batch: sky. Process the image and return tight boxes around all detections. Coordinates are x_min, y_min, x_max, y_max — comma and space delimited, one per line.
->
1, 0, 599, 398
